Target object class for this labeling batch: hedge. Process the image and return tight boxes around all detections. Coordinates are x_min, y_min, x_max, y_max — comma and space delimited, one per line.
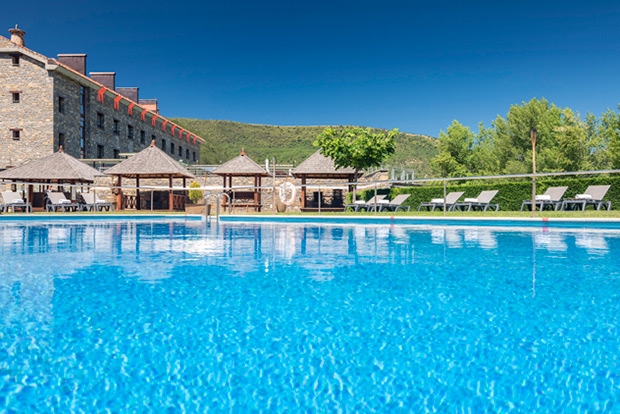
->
350, 176, 620, 211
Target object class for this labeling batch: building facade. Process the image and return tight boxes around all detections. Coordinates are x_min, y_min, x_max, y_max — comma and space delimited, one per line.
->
0, 25, 204, 169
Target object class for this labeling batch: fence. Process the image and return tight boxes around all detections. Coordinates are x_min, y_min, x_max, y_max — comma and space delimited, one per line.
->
2, 168, 620, 218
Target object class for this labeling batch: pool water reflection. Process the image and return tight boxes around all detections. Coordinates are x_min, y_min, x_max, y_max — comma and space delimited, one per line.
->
1, 220, 619, 411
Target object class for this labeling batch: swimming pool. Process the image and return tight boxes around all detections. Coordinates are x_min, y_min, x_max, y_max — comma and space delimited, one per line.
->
1, 218, 619, 411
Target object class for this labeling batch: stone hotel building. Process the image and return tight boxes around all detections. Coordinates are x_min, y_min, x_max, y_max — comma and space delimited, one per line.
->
0, 25, 204, 170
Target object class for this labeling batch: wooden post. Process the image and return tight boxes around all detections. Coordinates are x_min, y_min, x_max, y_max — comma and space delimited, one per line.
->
169, 174, 173, 211
27, 184, 33, 213
183, 177, 187, 210
531, 128, 537, 218
136, 175, 140, 210
257, 176, 262, 212
117, 176, 123, 210
254, 175, 258, 212
301, 176, 307, 209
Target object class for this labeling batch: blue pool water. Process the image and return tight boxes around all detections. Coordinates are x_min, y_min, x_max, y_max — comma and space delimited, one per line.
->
1, 219, 620, 411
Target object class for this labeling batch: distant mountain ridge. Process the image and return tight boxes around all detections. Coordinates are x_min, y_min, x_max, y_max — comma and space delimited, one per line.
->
172, 119, 438, 178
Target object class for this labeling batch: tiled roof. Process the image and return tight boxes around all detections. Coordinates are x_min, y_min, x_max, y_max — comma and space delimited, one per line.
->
0, 34, 205, 144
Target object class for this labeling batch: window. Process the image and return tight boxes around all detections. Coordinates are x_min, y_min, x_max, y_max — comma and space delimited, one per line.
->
12, 92, 20, 103
128, 125, 134, 140
113, 149, 120, 159
151, 135, 156, 145
97, 145, 105, 159
11, 129, 21, 141
186, 149, 189, 159
178, 146, 182, 157
113, 119, 119, 134
97, 113, 104, 129
170, 142, 175, 155
11, 55, 20, 66
58, 96, 65, 113
80, 87, 87, 158
161, 139, 166, 152
193, 152, 196, 162
58, 133, 65, 149
140, 130, 145, 145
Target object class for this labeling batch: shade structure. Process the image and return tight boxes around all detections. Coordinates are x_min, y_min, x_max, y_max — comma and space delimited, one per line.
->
292, 150, 358, 211
105, 141, 195, 211
0, 149, 104, 183
212, 149, 268, 212
0, 149, 106, 211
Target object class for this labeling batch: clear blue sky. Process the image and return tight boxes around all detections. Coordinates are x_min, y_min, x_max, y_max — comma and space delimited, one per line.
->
4, 0, 620, 136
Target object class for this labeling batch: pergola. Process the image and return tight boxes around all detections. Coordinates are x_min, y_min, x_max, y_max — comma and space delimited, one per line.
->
292, 150, 358, 212
105, 140, 195, 211
0, 148, 104, 210
212, 149, 268, 212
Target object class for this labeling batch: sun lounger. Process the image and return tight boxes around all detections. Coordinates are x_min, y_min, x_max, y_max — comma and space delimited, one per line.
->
344, 195, 387, 212
79, 192, 113, 212
418, 191, 464, 211
520, 186, 568, 211
45, 192, 80, 212
1, 191, 32, 213
561, 185, 611, 211
450, 190, 499, 212
378, 194, 411, 212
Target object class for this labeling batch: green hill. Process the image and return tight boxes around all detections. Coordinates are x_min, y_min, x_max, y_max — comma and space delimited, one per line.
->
172, 119, 438, 178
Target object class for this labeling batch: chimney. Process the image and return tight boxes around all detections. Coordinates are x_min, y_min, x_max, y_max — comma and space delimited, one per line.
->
8, 25, 25, 47
139, 98, 159, 114
90, 72, 116, 90
116, 87, 139, 103
57, 54, 87, 75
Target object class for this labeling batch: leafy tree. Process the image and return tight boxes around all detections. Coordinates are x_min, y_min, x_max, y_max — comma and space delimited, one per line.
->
314, 127, 397, 184
600, 106, 620, 168
431, 120, 475, 177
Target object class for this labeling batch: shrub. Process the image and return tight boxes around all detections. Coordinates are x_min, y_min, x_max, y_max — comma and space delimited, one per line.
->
189, 181, 203, 203
347, 176, 620, 210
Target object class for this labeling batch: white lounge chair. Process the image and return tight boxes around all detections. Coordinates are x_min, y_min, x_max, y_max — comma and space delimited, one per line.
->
1, 191, 32, 213
378, 194, 411, 212
418, 191, 464, 211
450, 190, 499, 212
561, 185, 611, 211
520, 186, 568, 211
343, 195, 387, 212
45, 192, 79, 212
79, 192, 113, 212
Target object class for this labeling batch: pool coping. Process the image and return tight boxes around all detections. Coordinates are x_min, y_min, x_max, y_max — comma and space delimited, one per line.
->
218, 214, 620, 223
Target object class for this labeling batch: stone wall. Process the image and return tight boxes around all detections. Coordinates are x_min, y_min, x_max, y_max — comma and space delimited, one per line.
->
0, 51, 54, 168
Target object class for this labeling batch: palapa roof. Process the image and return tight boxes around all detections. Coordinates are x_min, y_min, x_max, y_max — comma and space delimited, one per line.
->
105, 141, 194, 179
0, 149, 104, 182
292, 150, 358, 178
212, 149, 268, 176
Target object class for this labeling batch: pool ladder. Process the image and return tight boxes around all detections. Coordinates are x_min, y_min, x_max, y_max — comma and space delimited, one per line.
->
205, 192, 231, 222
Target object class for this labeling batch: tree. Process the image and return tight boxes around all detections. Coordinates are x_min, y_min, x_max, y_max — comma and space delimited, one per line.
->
314, 127, 397, 184
431, 120, 476, 177
600, 106, 620, 168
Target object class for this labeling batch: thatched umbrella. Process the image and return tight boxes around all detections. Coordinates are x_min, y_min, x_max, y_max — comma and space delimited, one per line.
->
105, 140, 194, 211
0, 147, 104, 209
292, 150, 358, 211
212, 148, 268, 212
